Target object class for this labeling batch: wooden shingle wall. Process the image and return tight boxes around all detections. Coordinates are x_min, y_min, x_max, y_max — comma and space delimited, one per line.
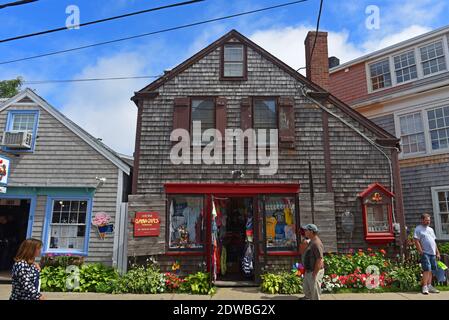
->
0, 103, 122, 265
131, 38, 396, 255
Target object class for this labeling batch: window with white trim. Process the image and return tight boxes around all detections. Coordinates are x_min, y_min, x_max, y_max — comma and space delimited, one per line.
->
369, 58, 392, 91
11, 114, 36, 131
399, 112, 426, 154
433, 189, 449, 239
427, 106, 449, 150
420, 41, 447, 76
49, 200, 88, 251
394, 50, 418, 83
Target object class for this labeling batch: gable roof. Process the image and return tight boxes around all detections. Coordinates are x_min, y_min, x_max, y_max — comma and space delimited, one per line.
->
0, 89, 131, 175
132, 29, 398, 143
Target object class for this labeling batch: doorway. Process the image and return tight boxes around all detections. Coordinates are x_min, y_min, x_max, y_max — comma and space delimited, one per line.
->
213, 197, 255, 283
0, 198, 31, 272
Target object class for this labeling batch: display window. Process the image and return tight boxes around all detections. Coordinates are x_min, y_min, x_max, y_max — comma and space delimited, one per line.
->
168, 195, 205, 250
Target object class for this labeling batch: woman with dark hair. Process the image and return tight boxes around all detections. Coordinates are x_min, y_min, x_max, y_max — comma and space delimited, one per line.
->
9, 238, 45, 300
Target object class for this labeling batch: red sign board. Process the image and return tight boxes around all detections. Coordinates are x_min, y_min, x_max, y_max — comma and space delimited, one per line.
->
133, 212, 160, 237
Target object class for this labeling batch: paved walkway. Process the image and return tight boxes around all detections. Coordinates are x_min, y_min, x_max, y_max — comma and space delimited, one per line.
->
1, 284, 448, 300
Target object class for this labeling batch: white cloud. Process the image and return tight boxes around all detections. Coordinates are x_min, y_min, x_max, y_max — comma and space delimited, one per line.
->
361, 25, 432, 53
250, 25, 365, 73
60, 52, 150, 156
249, 23, 434, 71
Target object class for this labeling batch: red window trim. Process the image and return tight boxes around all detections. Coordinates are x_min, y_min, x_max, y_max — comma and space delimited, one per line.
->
220, 43, 248, 81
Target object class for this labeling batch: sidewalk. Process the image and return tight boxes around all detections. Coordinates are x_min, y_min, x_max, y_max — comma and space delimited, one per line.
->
1, 284, 448, 300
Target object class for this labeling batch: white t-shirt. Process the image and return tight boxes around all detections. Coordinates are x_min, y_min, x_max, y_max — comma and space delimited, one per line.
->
414, 224, 437, 255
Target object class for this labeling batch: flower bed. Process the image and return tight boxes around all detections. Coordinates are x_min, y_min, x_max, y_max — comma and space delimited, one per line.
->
40, 257, 215, 295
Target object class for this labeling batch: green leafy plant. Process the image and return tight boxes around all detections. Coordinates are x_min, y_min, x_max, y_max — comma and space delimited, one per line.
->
76, 263, 119, 293
113, 265, 165, 294
261, 272, 303, 295
40, 266, 69, 292
261, 273, 283, 294
180, 272, 215, 295
388, 265, 421, 291
439, 242, 449, 255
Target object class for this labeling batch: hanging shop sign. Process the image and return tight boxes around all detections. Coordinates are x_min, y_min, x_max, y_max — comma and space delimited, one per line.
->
133, 212, 160, 237
0, 156, 10, 187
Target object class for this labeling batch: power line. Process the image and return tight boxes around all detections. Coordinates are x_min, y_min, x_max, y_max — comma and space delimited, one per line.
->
0, 0, 308, 66
22, 75, 162, 84
296, 0, 324, 72
0, 0, 37, 10
0, 0, 205, 43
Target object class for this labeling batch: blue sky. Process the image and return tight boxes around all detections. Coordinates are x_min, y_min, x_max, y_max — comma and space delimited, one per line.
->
1, 0, 448, 155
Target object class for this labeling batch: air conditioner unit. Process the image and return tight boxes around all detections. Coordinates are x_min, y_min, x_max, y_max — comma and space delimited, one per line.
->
1, 131, 33, 149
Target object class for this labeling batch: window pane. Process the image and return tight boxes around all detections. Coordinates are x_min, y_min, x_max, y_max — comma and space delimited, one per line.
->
428, 107, 449, 150
367, 205, 389, 232
12, 114, 35, 131
223, 62, 243, 77
254, 99, 276, 129
420, 41, 447, 75
400, 112, 426, 154
169, 196, 204, 250
224, 45, 243, 62
191, 99, 215, 144
49, 199, 88, 251
264, 196, 297, 251
394, 50, 417, 83
370, 59, 391, 90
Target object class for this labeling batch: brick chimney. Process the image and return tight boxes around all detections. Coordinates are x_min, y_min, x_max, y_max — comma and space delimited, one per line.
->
304, 31, 329, 90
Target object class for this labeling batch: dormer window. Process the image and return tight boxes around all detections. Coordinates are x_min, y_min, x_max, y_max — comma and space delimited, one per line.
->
221, 43, 247, 80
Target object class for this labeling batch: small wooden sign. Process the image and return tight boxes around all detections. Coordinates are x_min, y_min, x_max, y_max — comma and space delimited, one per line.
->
133, 212, 160, 237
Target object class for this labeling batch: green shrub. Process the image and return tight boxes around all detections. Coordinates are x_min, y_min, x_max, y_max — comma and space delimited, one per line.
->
41, 263, 119, 293
76, 263, 119, 293
180, 272, 215, 295
40, 266, 68, 292
261, 272, 302, 295
279, 272, 303, 294
113, 265, 165, 294
388, 265, 421, 291
439, 242, 449, 255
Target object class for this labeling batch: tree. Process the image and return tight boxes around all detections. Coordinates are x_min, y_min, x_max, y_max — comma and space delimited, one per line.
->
0, 77, 23, 98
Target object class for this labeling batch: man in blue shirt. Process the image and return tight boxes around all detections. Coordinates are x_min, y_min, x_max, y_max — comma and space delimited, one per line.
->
414, 213, 441, 295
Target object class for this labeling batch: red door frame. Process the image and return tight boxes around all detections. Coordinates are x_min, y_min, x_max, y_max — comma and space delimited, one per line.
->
164, 183, 301, 277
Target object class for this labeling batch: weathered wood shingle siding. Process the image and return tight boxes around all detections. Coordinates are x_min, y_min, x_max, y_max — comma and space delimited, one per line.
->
131, 40, 396, 256
0, 103, 121, 265
401, 162, 449, 229
371, 114, 396, 137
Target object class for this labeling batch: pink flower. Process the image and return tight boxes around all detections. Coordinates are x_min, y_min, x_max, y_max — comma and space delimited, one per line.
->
92, 212, 111, 226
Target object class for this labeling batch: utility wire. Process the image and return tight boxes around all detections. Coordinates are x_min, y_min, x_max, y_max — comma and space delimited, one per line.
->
0, 0, 205, 43
296, 0, 324, 72
0, 0, 37, 10
0, 0, 308, 66
22, 75, 162, 84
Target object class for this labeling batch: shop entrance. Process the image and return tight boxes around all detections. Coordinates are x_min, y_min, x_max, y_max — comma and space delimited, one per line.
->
212, 197, 256, 284
0, 199, 31, 272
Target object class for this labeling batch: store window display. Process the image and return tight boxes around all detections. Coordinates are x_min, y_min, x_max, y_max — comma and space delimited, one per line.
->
169, 196, 204, 250
264, 196, 297, 251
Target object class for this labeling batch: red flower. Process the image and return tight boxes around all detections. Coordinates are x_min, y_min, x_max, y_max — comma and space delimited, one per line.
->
380, 249, 386, 255
369, 253, 376, 257
367, 248, 372, 252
